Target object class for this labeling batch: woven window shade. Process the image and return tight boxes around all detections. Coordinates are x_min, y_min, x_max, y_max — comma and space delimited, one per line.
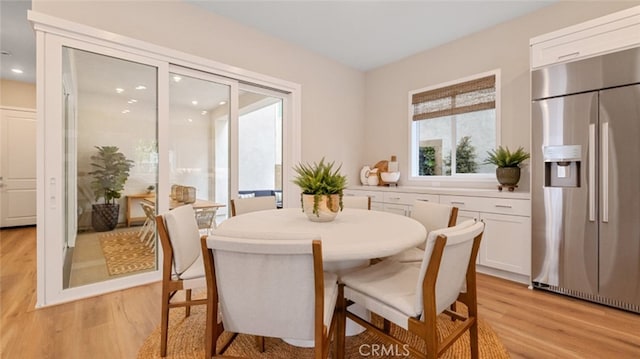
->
412, 75, 496, 121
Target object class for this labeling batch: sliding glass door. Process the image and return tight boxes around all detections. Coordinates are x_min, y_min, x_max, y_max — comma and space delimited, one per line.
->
237, 87, 284, 208
62, 46, 159, 289
168, 68, 233, 220
37, 22, 299, 306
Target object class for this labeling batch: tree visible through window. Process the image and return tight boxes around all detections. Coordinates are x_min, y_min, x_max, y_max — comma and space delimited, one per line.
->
410, 71, 498, 178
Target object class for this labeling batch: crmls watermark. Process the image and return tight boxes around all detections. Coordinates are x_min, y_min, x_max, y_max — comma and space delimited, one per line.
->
358, 344, 410, 357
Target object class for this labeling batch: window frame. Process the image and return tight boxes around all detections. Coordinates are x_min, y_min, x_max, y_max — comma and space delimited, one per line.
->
407, 69, 501, 184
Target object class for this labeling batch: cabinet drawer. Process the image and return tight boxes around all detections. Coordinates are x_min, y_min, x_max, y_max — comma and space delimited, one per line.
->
344, 189, 383, 203
383, 192, 438, 205
439, 195, 530, 216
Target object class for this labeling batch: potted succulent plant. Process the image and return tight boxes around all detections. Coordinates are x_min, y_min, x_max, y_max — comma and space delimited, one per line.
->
88, 146, 135, 231
485, 146, 530, 191
293, 158, 347, 222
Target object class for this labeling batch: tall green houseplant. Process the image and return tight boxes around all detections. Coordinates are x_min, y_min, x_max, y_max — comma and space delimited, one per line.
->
88, 146, 134, 231
293, 158, 347, 221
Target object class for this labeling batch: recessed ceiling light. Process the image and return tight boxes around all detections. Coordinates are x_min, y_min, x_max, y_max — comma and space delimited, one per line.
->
219, 101, 227, 105
187, 118, 193, 122
122, 109, 130, 114
191, 100, 198, 105
116, 88, 124, 93
135, 85, 147, 90
127, 99, 138, 104
1, 50, 12, 56
11, 68, 23, 74
173, 76, 182, 82
201, 110, 208, 115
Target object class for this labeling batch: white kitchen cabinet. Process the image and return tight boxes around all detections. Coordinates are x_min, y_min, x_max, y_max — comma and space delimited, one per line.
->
382, 191, 438, 217
479, 213, 531, 278
440, 195, 531, 284
345, 186, 531, 284
530, 5, 640, 69
343, 189, 383, 211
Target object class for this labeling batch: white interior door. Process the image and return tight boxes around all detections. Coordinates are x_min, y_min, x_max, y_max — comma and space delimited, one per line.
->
0, 107, 37, 227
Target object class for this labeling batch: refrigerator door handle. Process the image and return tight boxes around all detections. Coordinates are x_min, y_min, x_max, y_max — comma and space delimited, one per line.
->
602, 122, 609, 223
589, 123, 596, 222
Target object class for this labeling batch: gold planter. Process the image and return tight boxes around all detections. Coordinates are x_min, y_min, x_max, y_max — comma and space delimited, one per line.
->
302, 194, 341, 222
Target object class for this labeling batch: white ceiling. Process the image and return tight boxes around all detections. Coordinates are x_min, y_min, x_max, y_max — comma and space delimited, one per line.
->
187, 0, 555, 71
1, 0, 35, 83
0, 1, 555, 85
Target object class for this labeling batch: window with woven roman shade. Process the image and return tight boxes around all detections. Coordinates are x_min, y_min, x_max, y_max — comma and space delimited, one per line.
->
410, 70, 499, 178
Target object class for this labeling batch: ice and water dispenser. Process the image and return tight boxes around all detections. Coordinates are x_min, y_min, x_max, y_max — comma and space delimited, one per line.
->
543, 145, 581, 187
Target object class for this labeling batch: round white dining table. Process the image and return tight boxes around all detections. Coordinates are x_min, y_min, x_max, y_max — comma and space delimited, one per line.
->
215, 207, 427, 264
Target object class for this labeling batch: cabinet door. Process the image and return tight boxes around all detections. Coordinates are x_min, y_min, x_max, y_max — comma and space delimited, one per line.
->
370, 202, 384, 212
479, 213, 531, 276
457, 210, 479, 224
383, 203, 409, 217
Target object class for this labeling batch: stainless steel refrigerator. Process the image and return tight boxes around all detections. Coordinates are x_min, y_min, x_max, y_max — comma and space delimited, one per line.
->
531, 47, 640, 313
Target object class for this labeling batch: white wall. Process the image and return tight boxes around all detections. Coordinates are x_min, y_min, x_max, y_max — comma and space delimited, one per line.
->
32, 0, 366, 185
0, 79, 36, 108
363, 1, 639, 192
32, 0, 640, 193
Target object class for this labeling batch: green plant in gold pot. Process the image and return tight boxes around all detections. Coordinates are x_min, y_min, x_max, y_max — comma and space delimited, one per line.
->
293, 158, 347, 222
485, 146, 530, 191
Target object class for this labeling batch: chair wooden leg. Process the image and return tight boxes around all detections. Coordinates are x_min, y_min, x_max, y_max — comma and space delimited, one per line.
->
470, 319, 479, 359
185, 289, 192, 317
382, 318, 391, 334
424, 327, 439, 359
160, 289, 171, 357
204, 297, 216, 359
255, 336, 265, 352
335, 284, 346, 359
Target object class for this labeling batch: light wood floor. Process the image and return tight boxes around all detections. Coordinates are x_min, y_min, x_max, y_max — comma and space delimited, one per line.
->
2, 226, 639, 358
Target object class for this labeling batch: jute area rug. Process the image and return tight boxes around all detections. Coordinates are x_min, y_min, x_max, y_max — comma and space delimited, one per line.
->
137, 305, 510, 359
98, 230, 155, 276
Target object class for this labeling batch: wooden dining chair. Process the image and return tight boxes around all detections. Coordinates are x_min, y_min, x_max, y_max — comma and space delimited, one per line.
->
336, 220, 485, 359
200, 230, 339, 359
139, 202, 157, 251
230, 195, 277, 217
195, 208, 217, 235
342, 195, 371, 210
156, 204, 209, 357
389, 200, 458, 263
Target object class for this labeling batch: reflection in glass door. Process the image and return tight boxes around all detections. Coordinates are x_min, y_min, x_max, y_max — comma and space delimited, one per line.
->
238, 88, 284, 208
168, 70, 231, 224
62, 47, 158, 288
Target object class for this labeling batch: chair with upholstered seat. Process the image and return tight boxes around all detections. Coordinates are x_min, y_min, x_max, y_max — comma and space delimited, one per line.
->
336, 219, 485, 359
139, 202, 157, 250
156, 204, 209, 357
342, 195, 371, 210
230, 195, 277, 217
389, 200, 458, 263
195, 208, 217, 235
201, 230, 339, 359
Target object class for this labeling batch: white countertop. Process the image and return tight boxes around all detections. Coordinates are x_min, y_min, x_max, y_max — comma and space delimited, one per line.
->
346, 185, 530, 200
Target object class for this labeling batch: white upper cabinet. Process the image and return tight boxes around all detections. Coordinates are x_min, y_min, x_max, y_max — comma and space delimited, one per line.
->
530, 5, 640, 69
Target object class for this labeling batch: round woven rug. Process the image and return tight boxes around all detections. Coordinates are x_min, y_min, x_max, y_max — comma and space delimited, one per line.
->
137, 305, 509, 359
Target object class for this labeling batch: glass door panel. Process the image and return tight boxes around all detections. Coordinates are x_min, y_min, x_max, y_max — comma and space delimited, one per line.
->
62, 46, 158, 289
168, 71, 230, 222
238, 88, 283, 208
